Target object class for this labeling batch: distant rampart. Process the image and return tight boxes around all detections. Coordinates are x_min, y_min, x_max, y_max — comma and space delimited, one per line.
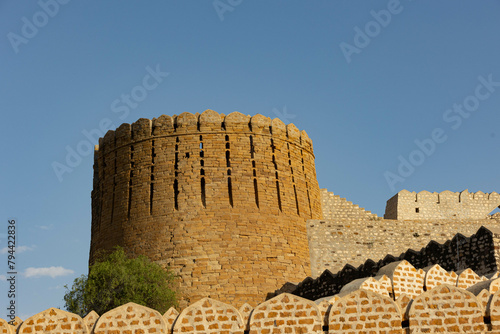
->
385, 189, 500, 220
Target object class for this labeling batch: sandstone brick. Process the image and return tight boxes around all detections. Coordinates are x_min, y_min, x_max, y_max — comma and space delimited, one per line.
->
173, 298, 244, 334
82, 311, 99, 332
328, 289, 402, 334
93, 302, 166, 334
18, 308, 88, 334
408, 284, 485, 333
162, 307, 179, 333
249, 293, 322, 334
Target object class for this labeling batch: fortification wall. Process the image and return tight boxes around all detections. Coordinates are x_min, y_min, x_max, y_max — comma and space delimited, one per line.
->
297, 225, 500, 301
90, 110, 322, 308
385, 189, 500, 220
307, 216, 500, 278
14, 280, 500, 333
320, 189, 378, 220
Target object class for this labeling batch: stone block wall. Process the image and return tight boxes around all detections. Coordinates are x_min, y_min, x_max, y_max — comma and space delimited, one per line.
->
307, 217, 500, 278
385, 189, 500, 220
320, 189, 379, 220
90, 110, 322, 308
295, 226, 500, 301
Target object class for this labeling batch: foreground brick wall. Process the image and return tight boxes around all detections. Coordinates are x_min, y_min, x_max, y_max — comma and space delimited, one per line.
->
409, 284, 485, 333
248, 293, 323, 334
90, 110, 322, 308
18, 308, 87, 334
173, 298, 244, 334
93, 302, 166, 334
17, 283, 500, 333
0, 319, 13, 334
329, 289, 402, 334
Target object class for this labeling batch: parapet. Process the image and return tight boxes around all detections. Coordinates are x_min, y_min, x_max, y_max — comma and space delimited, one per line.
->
95, 110, 314, 154
384, 189, 500, 220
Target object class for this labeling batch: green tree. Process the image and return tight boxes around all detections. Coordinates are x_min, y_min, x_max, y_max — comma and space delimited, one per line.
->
64, 247, 178, 316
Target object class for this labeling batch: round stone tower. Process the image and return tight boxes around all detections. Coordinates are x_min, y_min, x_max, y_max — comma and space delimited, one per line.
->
90, 109, 322, 307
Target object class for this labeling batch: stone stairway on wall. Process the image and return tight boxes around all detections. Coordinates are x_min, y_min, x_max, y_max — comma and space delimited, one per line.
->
320, 189, 379, 220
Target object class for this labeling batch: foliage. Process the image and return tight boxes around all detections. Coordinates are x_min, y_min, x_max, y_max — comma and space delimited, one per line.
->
64, 247, 178, 316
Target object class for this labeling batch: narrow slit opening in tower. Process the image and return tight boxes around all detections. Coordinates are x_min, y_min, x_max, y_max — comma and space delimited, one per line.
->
228, 177, 234, 207
249, 135, 255, 159
270, 139, 275, 153
293, 184, 300, 215
150, 182, 154, 215
276, 181, 282, 212
127, 187, 132, 218
174, 179, 179, 210
201, 177, 206, 208
226, 150, 231, 167
254, 178, 259, 208
306, 182, 312, 217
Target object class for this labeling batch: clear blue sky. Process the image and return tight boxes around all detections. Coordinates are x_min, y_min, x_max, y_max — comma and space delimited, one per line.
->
1, 1, 499, 318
